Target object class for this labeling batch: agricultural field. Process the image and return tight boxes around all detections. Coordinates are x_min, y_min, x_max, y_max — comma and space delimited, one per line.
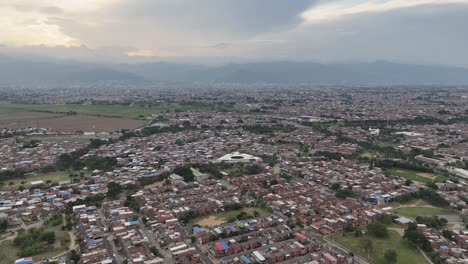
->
0, 172, 72, 191
0, 112, 145, 133
332, 231, 428, 264
0, 111, 62, 127
0, 102, 222, 119
187, 207, 271, 229
386, 168, 446, 184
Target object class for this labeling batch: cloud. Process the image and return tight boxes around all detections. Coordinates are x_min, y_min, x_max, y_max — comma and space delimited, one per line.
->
301, 0, 468, 24
127, 49, 155, 57
1, 0, 468, 67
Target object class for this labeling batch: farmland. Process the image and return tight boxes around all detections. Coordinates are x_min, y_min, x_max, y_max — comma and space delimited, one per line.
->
0, 102, 218, 119
3, 115, 145, 133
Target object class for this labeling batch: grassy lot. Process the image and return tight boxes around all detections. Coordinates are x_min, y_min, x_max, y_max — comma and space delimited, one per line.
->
0, 172, 72, 191
332, 231, 428, 264
187, 207, 271, 230
386, 168, 446, 184
0, 102, 241, 119
395, 207, 452, 219
0, 223, 70, 263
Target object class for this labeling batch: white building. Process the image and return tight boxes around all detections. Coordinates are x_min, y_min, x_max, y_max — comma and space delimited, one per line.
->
216, 152, 262, 164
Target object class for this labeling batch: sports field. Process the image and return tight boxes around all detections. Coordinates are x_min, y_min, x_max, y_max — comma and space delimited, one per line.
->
0, 172, 72, 191
386, 168, 446, 184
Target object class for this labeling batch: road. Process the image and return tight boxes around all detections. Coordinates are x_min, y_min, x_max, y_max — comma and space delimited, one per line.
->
138, 219, 173, 263
173, 223, 213, 264
323, 236, 370, 264
98, 208, 124, 264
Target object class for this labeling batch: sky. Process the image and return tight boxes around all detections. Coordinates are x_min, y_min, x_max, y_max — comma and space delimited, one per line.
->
1, 0, 468, 66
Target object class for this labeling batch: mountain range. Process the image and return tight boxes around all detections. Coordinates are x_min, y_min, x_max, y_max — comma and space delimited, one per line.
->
1, 56, 468, 85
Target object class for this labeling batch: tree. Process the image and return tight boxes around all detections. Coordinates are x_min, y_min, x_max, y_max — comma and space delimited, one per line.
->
70, 250, 80, 264
331, 183, 341, 191
442, 230, 455, 241
335, 188, 357, 199
384, 249, 397, 264
367, 221, 388, 238
40, 231, 56, 244
8, 181, 14, 190
107, 182, 123, 199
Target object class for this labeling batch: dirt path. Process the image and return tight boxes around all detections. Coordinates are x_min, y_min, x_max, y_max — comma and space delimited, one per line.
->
0, 231, 17, 243
68, 231, 76, 250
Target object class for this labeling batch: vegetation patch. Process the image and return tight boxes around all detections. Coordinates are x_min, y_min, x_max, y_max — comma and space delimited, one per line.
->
332, 230, 428, 264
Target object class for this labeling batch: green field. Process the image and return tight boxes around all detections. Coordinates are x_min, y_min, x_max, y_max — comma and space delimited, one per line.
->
0, 172, 72, 191
0, 102, 239, 119
395, 207, 452, 219
332, 231, 428, 264
187, 207, 272, 230
0, 224, 70, 263
386, 168, 445, 184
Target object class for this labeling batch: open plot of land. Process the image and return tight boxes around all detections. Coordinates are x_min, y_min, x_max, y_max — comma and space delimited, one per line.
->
26, 134, 112, 144
187, 207, 271, 229
387, 199, 457, 219
0, 111, 63, 126
0, 224, 70, 263
332, 231, 428, 264
0, 102, 223, 119
395, 207, 452, 219
1, 114, 145, 133
386, 168, 445, 184
0, 172, 72, 191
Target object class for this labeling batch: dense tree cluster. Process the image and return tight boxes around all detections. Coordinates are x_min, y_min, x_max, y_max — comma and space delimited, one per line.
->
335, 188, 357, 199
13, 228, 56, 257
390, 188, 449, 207
173, 166, 195, 182
375, 160, 433, 173
366, 221, 389, 238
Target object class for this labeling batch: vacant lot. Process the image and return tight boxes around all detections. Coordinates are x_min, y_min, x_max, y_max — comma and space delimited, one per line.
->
187, 207, 271, 229
0, 113, 144, 133
0, 172, 71, 191
332, 231, 428, 264
386, 168, 445, 184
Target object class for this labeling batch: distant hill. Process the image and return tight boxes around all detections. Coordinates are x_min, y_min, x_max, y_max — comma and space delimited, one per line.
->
0, 56, 142, 85
1, 56, 468, 85
118, 60, 468, 84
